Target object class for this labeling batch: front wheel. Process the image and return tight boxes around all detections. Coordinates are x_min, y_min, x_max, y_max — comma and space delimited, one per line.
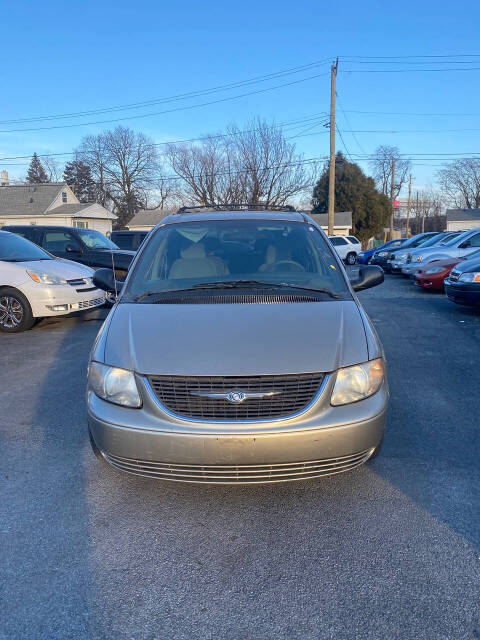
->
346, 252, 357, 265
0, 288, 35, 333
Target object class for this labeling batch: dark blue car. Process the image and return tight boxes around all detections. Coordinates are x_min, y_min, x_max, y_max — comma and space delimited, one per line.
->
444, 253, 480, 306
357, 238, 406, 265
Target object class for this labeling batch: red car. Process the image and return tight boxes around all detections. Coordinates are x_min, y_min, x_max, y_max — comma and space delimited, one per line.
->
414, 258, 460, 291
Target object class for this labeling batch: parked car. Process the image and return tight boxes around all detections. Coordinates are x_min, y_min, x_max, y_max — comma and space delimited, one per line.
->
87, 206, 388, 484
328, 235, 361, 265
385, 232, 443, 272
414, 257, 463, 291
0, 230, 104, 332
444, 251, 480, 306
110, 230, 149, 251
397, 228, 480, 277
357, 238, 406, 265
401, 232, 461, 276
2, 225, 135, 279
371, 232, 440, 271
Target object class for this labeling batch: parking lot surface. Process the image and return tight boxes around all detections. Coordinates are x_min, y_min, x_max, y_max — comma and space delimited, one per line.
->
1, 275, 480, 640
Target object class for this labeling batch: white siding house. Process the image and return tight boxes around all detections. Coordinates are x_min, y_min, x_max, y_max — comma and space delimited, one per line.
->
446, 209, 480, 232
0, 181, 116, 234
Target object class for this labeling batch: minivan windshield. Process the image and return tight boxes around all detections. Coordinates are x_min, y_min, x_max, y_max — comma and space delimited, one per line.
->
123, 219, 350, 301
0, 232, 53, 262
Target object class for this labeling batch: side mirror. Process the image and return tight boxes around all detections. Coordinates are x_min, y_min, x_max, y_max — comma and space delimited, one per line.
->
93, 268, 123, 293
66, 243, 82, 254
350, 265, 384, 292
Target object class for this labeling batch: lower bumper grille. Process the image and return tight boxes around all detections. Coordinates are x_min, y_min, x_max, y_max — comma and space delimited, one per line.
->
75, 297, 104, 309
102, 449, 373, 484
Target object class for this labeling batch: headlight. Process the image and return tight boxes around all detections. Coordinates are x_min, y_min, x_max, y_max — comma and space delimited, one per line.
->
425, 267, 445, 274
88, 362, 142, 408
396, 253, 407, 261
414, 255, 424, 262
27, 269, 67, 285
378, 251, 387, 257
459, 272, 480, 283
331, 358, 385, 406
358, 252, 364, 257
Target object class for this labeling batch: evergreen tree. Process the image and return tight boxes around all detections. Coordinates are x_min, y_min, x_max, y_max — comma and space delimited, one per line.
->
312, 152, 391, 242
26, 153, 49, 184
63, 160, 96, 203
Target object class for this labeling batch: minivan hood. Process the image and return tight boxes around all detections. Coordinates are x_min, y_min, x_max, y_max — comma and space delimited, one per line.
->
102, 301, 369, 375
14, 258, 94, 278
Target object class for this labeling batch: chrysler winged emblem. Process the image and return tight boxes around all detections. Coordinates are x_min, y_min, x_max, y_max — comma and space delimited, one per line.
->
190, 389, 282, 403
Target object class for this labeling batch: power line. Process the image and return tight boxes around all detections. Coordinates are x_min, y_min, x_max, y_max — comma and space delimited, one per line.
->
0, 71, 330, 134
336, 96, 367, 155
341, 66, 480, 73
0, 59, 333, 126
343, 109, 480, 116
335, 125, 352, 159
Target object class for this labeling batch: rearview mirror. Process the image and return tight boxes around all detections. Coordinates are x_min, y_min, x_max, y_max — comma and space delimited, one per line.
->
93, 268, 123, 294
350, 265, 384, 292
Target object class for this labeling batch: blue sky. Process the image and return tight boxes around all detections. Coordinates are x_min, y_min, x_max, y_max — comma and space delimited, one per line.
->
1, 0, 480, 195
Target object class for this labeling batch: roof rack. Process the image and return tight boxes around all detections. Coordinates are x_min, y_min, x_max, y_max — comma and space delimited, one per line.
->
176, 203, 297, 214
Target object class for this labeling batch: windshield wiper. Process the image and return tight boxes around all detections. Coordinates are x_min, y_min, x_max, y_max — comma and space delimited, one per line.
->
134, 280, 339, 301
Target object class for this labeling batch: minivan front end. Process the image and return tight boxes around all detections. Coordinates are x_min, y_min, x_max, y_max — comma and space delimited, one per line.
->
87, 211, 387, 484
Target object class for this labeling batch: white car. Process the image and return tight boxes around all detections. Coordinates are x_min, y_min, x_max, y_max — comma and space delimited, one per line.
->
0, 230, 105, 332
328, 235, 361, 265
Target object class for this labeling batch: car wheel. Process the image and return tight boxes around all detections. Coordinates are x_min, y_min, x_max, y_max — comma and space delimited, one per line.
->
0, 288, 35, 333
369, 434, 384, 460
346, 252, 357, 265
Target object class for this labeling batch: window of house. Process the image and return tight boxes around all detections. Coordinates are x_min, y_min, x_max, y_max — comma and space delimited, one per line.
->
62, 191, 67, 203
73, 220, 88, 228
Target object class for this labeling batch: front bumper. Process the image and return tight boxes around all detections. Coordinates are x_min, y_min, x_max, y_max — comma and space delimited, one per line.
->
444, 279, 480, 306
389, 259, 407, 272
26, 283, 105, 317
401, 263, 422, 276
87, 374, 388, 484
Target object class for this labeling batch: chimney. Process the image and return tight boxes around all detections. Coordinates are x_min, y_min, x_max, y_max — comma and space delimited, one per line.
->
0, 170, 8, 186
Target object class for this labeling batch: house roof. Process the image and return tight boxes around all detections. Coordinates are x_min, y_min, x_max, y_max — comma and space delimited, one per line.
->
127, 209, 176, 228
305, 211, 353, 228
49, 203, 116, 219
446, 208, 480, 222
0, 183, 67, 215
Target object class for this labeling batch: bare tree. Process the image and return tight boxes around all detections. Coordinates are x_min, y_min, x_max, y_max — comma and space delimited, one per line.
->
165, 119, 313, 206
370, 146, 411, 198
40, 156, 63, 182
77, 126, 159, 227
437, 158, 480, 209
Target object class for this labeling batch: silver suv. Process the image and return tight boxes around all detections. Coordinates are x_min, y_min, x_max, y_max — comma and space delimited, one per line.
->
88, 206, 388, 484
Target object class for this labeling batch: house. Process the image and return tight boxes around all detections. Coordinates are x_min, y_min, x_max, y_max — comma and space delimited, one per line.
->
446, 208, 480, 232
0, 176, 116, 235
303, 211, 353, 236
126, 209, 176, 230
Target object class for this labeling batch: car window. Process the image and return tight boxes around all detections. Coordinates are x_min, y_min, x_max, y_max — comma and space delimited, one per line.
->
467, 233, 480, 247
112, 233, 134, 250
124, 219, 350, 300
0, 232, 53, 262
346, 236, 360, 244
43, 230, 79, 252
444, 231, 470, 246
329, 237, 348, 246
76, 228, 118, 249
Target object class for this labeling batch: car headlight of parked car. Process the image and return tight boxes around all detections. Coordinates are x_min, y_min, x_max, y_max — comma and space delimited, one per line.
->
88, 362, 142, 408
26, 269, 68, 285
378, 251, 387, 257
395, 253, 407, 262
330, 359, 385, 406
414, 255, 424, 262
458, 272, 480, 283
358, 252, 364, 257
425, 266, 446, 274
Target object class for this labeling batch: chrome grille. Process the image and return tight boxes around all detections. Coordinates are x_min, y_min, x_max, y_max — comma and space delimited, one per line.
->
103, 449, 372, 484
147, 373, 326, 421
153, 293, 323, 304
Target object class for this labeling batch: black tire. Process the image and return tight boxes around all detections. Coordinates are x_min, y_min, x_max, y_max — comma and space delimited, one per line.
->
346, 252, 357, 266
369, 434, 384, 460
0, 287, 35, 333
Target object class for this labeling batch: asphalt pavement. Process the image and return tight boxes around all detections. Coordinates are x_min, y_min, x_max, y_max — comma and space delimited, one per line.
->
1, 275, 480, 640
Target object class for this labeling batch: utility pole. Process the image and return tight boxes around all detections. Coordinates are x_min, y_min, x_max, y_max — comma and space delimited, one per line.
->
389, 158, 396, 238
406, 174, 412, 237
416, 191, 419, 233
328, 58, 338, 236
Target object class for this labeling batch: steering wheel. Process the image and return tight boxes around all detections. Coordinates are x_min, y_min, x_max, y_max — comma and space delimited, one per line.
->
263, 260, 305, 273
